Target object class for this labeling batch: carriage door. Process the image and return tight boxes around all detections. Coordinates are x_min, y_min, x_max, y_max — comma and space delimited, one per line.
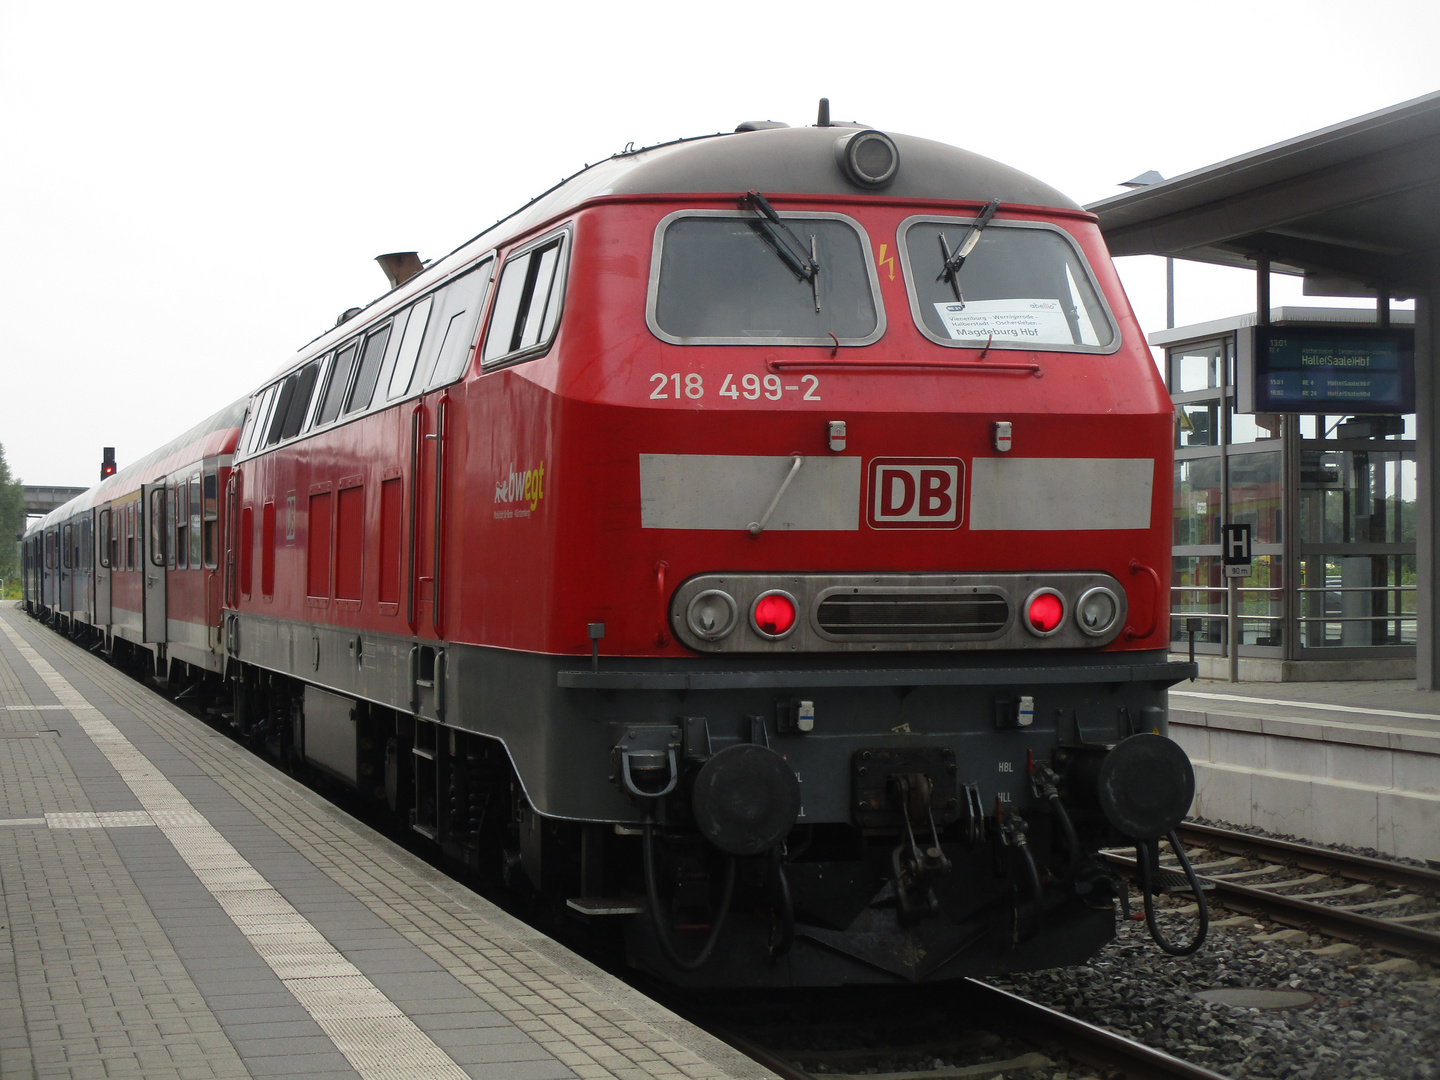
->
60, 523, 75, 613
94, 508, 112, 626
142, 483, 168, 643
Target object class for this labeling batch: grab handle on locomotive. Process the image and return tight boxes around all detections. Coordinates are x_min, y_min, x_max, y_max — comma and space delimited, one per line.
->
619, 746, 680, 799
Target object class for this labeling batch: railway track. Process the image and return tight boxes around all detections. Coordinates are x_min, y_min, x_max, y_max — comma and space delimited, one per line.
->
705, 979, 1234, 1080
1104, 821, 1440, 962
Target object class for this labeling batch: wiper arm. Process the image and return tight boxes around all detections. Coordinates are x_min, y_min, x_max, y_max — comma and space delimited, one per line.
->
936, 198, 1001, 304
744, 190, 822, 312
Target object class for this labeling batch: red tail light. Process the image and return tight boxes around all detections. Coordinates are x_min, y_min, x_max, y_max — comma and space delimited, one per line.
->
1025, 589, 1065, 636
752, 591, 798, 638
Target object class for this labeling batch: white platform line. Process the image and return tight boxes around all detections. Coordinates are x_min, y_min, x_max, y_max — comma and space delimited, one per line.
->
1171, 689, 1440, 723
0, 617, 475, 1080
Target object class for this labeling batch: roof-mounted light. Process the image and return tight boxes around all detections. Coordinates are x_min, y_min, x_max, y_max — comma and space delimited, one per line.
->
834, 129, 899, 188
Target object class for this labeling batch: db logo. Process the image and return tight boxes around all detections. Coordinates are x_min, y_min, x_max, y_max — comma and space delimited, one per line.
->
867, 458, 964, 529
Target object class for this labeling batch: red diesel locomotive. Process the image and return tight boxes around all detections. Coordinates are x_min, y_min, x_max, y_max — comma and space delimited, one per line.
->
25, 107, 1200, 986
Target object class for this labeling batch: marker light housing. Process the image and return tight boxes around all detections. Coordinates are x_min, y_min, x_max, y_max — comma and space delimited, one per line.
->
1075, 586, 1121, 637
686, 589, 738, 641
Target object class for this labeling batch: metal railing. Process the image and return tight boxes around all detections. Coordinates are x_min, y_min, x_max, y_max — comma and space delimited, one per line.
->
1169, 582, 1416, 651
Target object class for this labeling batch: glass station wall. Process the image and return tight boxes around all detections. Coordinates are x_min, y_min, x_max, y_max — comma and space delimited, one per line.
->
1167, 332, 1415, 659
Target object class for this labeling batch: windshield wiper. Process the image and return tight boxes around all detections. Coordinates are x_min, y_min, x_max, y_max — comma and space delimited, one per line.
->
936, 198, 1001, 305
743, 190, 822, 312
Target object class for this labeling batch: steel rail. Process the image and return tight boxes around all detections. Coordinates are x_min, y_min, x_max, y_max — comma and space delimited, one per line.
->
958, 979, 1234, 1080
702, 982, 1232, 1080
1176, 821, 1440, 894
1104, 849, 1440, 962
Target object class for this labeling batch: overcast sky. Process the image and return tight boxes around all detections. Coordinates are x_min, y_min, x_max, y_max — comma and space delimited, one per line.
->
2, 0, 1436, 488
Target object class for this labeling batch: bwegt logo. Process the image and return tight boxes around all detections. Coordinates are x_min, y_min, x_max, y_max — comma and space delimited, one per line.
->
867, 458, 964, 529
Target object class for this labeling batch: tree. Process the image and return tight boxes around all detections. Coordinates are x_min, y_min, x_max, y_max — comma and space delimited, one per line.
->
0, 443, 24, 592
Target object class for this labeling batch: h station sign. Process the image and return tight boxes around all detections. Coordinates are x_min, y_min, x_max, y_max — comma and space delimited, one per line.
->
1223, 523, 1253, 578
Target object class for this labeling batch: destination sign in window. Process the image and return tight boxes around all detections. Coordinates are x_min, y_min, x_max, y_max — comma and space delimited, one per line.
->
1236, 325, 1414, 415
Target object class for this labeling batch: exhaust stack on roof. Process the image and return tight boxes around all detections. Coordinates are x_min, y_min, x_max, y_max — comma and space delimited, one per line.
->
376, 252, 424, 289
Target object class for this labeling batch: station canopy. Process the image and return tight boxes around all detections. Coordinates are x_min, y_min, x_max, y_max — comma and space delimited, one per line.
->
1085, 90, 1440, 296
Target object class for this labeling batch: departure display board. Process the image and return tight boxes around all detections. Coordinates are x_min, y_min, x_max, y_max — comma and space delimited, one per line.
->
1237, 325, 1414, 415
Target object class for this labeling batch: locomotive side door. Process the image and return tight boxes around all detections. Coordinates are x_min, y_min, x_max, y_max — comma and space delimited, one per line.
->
94, 506, 112, 627
142, 483, 168, 643
408, 392, 450, 639
406, 391, 451, 726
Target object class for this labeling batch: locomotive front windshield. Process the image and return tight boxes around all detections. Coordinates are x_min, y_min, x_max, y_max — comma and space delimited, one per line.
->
649, 211, 882, 345
900, 218, 1117, 351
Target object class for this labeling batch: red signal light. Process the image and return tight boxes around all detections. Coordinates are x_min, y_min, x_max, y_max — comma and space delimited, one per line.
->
1026, 591, 1064, 634
752, 592, 798, 638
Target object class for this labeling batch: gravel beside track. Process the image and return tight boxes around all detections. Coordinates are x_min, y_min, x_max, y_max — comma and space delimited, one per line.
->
997, 899, 1440, 1079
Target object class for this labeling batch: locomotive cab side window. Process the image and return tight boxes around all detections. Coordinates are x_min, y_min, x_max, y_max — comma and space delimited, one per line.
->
897, 216, 1118, 353
482, 233, 568, 367
647, 210, 884, 346
425, 259, 494, 388
386, 296, 433, 400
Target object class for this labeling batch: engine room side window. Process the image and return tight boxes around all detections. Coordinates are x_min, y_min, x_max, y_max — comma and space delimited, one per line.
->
482, 233, 568, 367
346, 323, 392, 415
897, 217, 1117, 353
315, 339, 361, 428
648, 210, 883, 346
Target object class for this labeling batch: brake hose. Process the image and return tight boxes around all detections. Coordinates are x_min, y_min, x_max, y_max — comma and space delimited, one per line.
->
1048, 794, 1083, 874
642, 820, 736, 972
1136, 830, 1209, 956
768, 847, 795, 959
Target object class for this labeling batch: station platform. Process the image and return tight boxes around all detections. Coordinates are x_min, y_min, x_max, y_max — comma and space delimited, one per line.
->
1166, 669, 1440, 864
0, 603, 771, 1080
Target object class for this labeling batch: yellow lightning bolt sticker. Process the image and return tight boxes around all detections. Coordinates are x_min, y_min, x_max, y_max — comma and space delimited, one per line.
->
876, 243, 896, 282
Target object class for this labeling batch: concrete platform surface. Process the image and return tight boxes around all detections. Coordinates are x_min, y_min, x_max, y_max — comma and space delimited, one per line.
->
1167, 672, 1440, 863
0, 604, 771, 1080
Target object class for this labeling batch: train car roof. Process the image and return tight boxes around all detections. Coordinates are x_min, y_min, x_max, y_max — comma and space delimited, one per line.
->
27, 397, 247, 535
272, 123, 1080, 378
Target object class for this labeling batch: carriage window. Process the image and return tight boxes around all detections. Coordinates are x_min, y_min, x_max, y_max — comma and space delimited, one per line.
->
899, 218, 1116, 352
483, 236, 567, 365
149, 488, 166, 567
316, 339, 361, 427
346, 324, 392, 415
62, 525, 72, 569
203, 472, 218, 568
427, 261, 493, 387
172, 483, 186, 570
386, 297, 433, 400
649, 211, 881, 345
99, 510, 112, 568
278, 360, 321, 440
189, 475, 203, 569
